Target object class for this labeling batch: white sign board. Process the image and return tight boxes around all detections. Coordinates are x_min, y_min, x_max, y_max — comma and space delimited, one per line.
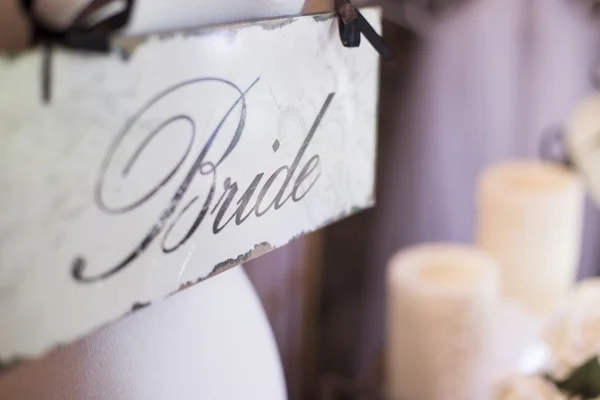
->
0, 9, 380, 364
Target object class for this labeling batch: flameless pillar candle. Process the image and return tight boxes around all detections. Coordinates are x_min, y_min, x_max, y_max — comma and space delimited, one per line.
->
476, 161, 584, 315
386, 244, 500, 400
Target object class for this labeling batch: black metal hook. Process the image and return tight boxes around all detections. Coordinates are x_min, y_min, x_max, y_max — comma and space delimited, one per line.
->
19, 0, 135, 103
539, 124, 574, 169
589, 60, 600, 90
335, 0, 395, 61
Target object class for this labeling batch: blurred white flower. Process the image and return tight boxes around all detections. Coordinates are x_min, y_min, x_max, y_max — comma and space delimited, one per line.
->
544, 278, 600, 380
495, 375, 566, 400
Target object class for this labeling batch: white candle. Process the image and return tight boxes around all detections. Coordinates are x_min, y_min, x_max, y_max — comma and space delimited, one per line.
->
386, 244, 500, 400
476, 160, 584, 315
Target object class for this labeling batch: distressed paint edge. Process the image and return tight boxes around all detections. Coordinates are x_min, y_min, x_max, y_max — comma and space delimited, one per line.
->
112, 11, 339, 58
0, 7, 385, 61
0, 202, 374, 372
114, 7, 382, 57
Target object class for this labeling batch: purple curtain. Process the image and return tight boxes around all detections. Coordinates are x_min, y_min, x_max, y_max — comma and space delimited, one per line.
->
320, 0, 600, 382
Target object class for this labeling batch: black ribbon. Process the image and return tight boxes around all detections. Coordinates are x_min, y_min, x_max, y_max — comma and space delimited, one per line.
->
335, 0, 395, 61
20, 0, 135, 103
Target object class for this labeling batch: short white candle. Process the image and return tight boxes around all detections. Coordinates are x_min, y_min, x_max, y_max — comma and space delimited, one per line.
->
476, 161, 584, 315
386, 244, 500, 400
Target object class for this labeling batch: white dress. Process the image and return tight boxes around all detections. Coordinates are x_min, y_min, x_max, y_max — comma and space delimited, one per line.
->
0, 267, 287, 400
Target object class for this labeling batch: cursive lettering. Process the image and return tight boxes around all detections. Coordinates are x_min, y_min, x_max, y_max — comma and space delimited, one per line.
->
71, 76, 334, 283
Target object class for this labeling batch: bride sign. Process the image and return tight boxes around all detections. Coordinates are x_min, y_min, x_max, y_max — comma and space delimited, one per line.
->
0, 9, 380, 363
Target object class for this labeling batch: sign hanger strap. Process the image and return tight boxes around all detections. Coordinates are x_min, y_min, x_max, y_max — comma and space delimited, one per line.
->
19, 0, 135, 103
335, 0, 395, 61
19, 0, 392, 103
19, 0, 135, 50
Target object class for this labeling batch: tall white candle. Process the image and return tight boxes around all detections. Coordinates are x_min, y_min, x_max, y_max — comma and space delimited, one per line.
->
476, 160, 584, 315
386, 244, 500, 400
